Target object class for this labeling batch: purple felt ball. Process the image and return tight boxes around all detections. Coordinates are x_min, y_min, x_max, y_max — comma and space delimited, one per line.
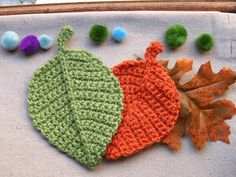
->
20, 35, 39, 55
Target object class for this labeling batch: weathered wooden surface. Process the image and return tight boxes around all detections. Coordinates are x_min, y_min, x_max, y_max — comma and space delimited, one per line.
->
0, 2, 235, 16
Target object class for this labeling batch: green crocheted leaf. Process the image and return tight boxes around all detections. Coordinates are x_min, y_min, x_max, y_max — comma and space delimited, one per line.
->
28, 25, 123, 168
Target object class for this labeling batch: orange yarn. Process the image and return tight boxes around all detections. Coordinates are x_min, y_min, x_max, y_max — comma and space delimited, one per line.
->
106, 42, 181, 159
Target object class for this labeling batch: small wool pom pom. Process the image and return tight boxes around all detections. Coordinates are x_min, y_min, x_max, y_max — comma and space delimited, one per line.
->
111, 27, 127, 42
196, 33, 215, 51
20, 35, 39, 55
89, 24, 109, 44
1, 31, 20, 51
165, 24, 188, 49
39, 34, 53, 50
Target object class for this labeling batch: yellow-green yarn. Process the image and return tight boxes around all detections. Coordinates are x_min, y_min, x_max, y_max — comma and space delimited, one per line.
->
28, 25, 124, 168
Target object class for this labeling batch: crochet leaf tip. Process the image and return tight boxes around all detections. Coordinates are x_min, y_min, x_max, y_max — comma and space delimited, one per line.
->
145, 41, 164, 63
62, 25, 74, 34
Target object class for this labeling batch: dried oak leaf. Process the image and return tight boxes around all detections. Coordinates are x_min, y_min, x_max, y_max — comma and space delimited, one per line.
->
161, 59, 236, 150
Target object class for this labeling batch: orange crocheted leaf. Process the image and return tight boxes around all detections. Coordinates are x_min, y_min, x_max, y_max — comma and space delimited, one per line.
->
105, 42, 181, 159
162, 60, 236, 150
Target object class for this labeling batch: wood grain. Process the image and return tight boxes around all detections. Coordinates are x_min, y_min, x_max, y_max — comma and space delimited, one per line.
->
0, 2, 235, 16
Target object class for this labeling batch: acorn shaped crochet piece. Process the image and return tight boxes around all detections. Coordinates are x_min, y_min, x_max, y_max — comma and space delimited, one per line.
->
106, 42, 181, 159
28, 25, 123, 168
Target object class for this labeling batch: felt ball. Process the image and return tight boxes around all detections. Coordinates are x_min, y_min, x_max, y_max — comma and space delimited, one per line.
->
39, 34, 53, 50
89, 24, 109, 44
20, 35, 39, 55
165, 24, 188, 49
1, 31, 20, 51
111, 27, 127, 42
196, 33, 215, 51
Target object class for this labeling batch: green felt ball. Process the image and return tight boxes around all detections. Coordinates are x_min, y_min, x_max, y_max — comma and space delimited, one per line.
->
165, 24, 188, 49
89, 24, 109, 44
196, 33, 215, 51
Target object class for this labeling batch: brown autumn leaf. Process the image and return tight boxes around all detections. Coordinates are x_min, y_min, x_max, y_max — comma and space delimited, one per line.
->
161, 59, 236, 150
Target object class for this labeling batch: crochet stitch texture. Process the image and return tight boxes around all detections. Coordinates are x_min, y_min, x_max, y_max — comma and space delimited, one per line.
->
106, 42, 180, 159
28, 25, 124, 168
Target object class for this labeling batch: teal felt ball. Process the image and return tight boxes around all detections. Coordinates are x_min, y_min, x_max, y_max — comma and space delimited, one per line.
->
112, 27, 127, 42
196, 33, 215, 51
39, 34, 53, 50
89, 24, 109, 44
165, 24, 188, 49
1, 31, 20, 51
